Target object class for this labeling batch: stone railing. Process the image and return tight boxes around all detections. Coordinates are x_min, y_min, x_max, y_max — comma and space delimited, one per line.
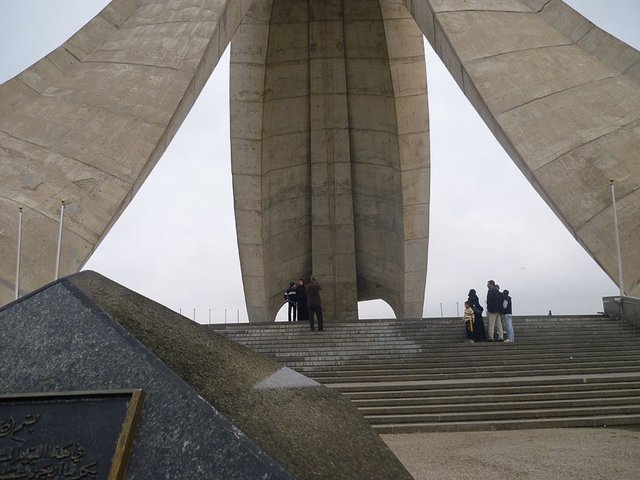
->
603, 296, 640, 329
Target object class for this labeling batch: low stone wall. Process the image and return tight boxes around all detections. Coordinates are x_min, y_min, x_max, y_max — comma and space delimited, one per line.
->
603, 296, 640, 329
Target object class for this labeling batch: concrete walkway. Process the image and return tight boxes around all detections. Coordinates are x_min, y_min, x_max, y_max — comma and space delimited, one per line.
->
382, 426, 640, 480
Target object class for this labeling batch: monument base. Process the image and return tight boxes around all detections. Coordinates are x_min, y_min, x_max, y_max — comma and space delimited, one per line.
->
0, 271, 412, 480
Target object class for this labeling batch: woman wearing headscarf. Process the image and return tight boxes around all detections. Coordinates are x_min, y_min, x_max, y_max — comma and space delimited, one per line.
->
467, 288, 487, 342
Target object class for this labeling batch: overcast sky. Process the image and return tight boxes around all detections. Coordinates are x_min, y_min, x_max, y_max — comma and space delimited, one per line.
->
1, 1, 638, 322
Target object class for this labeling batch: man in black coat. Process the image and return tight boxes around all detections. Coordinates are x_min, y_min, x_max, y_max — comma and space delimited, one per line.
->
306, 277, 323, 332
486, 280, 503, 341
295, 278, 308, 321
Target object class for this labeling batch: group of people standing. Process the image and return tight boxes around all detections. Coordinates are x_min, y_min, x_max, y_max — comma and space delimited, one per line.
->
284, 277, 324, 331
463, 280, 514, 343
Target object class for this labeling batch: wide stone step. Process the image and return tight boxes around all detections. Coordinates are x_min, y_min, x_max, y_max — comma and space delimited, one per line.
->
309, 358, 640, 376
357, 395, 640, 415
240, 342, 640, 356
372, 414, 640, 433
217, 332, 637, 345
364, 404, 640, 425
300, 355, 640, 373
298, 360, 640, 374
230, 341, 430, 350
257, 346, 426, 356
220, 328, 637, 342
330, 373, 640, 392
311, 365, 640, 383
215, 320, 632, 330
211, 317, 627, 329
346, 382, 640, 401
350, 387, 640, 406
257, 345, 640, 362
270, 354, 640, 368
218, 322, 634, 332
279, 348, 640, 367
238, 336, 640, 349
234, 345, 640, 356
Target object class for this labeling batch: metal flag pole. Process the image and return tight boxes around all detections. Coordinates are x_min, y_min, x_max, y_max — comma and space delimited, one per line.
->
54, 200, 65, 280
610, 180, 625, 296
15, 207, 23, 300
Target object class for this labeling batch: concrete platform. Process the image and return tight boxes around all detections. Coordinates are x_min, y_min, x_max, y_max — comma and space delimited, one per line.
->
382, 426, 640, 480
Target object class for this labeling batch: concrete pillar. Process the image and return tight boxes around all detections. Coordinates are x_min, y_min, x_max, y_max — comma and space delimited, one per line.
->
309, 1, 359, 321
231, 0, 430, 322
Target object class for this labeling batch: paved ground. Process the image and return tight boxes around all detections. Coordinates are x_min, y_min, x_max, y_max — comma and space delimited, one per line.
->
382, 427, 640, 480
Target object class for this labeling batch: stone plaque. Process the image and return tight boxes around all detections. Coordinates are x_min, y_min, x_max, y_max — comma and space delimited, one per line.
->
0, 390, 144, 480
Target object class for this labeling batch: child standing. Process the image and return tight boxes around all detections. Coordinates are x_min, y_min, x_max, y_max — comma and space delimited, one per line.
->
463, 301, 475, 343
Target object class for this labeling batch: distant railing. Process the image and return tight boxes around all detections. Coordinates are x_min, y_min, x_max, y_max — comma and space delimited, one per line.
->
178, 307, 246, 324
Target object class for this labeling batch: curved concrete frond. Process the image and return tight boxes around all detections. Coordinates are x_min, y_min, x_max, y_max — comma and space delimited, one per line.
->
404, 0, 640, 296
0, 0, 246, 304
230, 0, 429, 322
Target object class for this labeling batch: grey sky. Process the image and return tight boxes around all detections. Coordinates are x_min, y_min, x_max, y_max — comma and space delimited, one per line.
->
0, 1, 637, 322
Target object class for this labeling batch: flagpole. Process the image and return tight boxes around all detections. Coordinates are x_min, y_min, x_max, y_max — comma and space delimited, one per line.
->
610, 180, 624, 296
55, 200, 65, 280
15, 207, 23, 299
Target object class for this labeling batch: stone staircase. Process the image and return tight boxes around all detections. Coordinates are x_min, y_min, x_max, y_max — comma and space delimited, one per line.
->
210, 316, 640, 433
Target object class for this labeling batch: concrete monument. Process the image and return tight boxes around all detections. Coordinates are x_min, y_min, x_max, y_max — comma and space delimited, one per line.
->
0, 0, 638, 320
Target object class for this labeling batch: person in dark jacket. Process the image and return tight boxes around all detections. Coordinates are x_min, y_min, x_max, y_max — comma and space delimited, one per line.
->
495, 284, 506, 338
502, 289, 514, 342
284, 281, 297, 322
295, 278, 308, 321
486, 280, 504, 341
305, 277, 323, 332
467, 289, 487, 341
